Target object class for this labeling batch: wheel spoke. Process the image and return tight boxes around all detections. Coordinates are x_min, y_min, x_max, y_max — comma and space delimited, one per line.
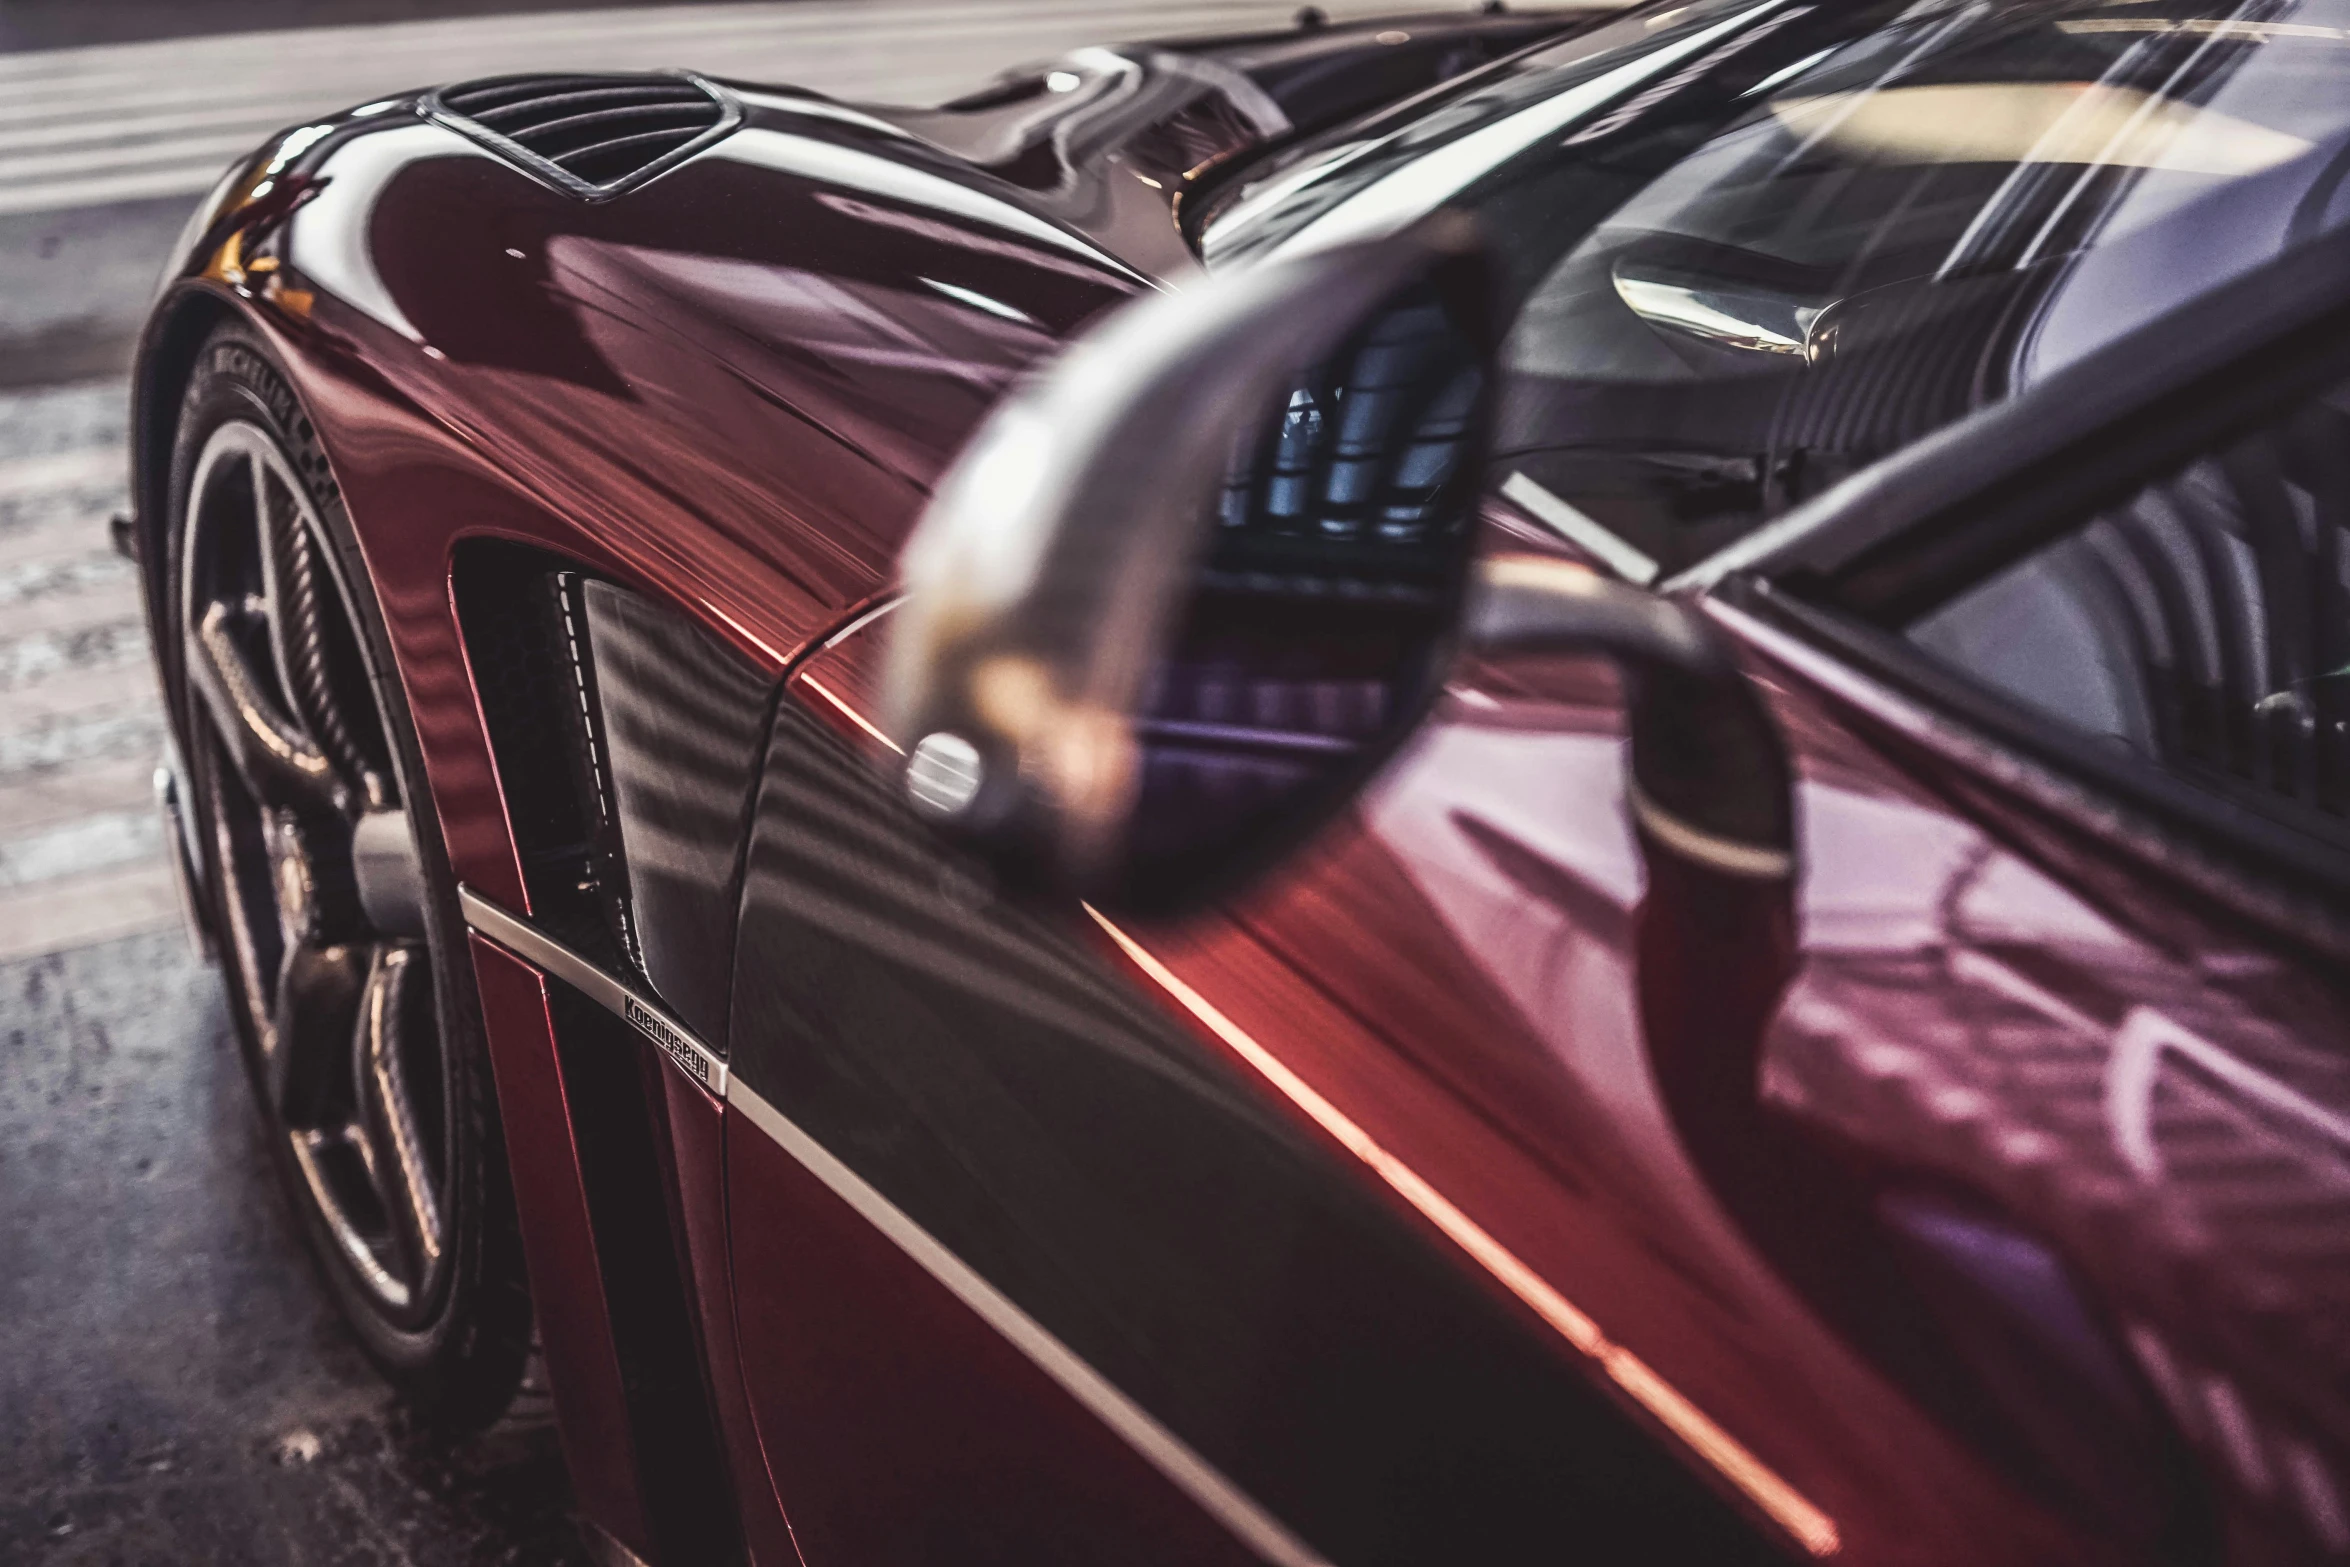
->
186, 598, 343, 811
256, 454, 392, 812
353, 945, 444, 1291
269, 938, 367, 1125
252, 449, 303, 721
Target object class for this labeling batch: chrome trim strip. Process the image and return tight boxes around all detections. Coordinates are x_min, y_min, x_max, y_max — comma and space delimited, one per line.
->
1702, 591, 2350, 958
458, 886, 727, 1098
724, 1077, 1329, 1567
1698, 594, 1937, 741
1623, 777, 1796, 880
821, 593, 901, 649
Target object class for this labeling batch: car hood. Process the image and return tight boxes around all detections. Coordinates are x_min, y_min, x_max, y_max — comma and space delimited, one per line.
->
142, 9, 1588, 634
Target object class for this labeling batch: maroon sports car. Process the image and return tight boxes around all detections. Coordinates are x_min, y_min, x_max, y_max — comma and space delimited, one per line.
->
133, 1, 2350, 1563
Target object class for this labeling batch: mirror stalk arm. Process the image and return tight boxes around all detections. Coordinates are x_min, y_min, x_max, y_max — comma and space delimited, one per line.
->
1466, 554, 1796, 877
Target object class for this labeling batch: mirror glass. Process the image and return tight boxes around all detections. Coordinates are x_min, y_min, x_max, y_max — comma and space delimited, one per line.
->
1119, 279, 1489, 906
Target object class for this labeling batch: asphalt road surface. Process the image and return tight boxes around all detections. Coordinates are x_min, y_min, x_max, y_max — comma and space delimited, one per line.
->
0, 3, 1419, 1560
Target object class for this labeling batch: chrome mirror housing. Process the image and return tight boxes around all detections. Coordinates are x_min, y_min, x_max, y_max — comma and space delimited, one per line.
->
888, 213, 1797, 916
887, 218, 1496, 911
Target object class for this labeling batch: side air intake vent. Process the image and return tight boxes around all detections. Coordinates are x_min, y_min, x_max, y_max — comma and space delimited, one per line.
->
429, 72, 738, 198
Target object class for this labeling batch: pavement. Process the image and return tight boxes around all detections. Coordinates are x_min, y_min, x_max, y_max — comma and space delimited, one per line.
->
0, 930, 587, 1566
0, 2, 1422, 1560
0, 382, 173, 964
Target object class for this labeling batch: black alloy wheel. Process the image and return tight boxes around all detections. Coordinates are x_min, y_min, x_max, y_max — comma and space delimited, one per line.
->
168, 326, 530, 1424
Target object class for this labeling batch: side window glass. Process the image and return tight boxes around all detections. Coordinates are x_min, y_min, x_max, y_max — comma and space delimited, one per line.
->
1905, 378, 2350, 850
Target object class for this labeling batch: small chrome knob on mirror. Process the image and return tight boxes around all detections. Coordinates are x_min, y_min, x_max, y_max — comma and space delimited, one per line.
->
906, 731, 985, 819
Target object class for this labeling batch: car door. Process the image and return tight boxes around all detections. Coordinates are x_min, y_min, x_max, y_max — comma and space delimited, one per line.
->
1715, 324, 2350, 1562
1186, 585, 2144, 1566
1221, 246, 2350, 1563
718, 620, 1784, 1566
718, 222, 2350, 1567
715, 546, 2157, 1566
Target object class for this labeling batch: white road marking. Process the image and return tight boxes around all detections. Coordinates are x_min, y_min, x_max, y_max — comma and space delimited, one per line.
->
0, 447, 126, 495
0, 807, 163, 888
0, 379, 173, 960
0, 856, 182, 964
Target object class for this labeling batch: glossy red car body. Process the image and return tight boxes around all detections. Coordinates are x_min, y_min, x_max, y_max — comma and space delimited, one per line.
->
130, 8, 2350, 1566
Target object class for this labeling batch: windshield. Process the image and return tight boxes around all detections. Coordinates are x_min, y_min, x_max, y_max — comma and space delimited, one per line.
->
1196, 0, 2350, 580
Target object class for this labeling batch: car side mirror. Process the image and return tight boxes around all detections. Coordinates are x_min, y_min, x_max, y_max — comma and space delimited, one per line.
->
886, 220, 1795, 914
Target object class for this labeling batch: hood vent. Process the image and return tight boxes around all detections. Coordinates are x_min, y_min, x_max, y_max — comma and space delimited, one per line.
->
430, 72, 738, 198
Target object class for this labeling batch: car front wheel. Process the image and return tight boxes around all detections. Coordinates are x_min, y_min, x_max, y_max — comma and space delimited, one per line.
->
167, 323, 531, 1428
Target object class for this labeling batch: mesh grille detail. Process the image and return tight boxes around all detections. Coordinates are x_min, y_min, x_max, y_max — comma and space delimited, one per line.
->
432, 72, 735, 197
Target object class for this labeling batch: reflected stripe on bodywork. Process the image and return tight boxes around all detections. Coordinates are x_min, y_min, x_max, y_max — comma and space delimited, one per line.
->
1085, 908, 1844, 1559
722, 1075, 1331, 1567
459, 886, 728, 1098
462, 877, 1319, 1562
715, 127, 1148, 284
786, 657, 1840, 1558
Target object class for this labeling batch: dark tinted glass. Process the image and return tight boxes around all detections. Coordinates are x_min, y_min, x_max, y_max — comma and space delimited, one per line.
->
1907, 374, 2350, 851
1125, 282, 1487, 905
1200, 0, 2350, 580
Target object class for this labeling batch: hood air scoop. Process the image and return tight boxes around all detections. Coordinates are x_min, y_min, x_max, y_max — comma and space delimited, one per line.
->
429, 72, 739, 199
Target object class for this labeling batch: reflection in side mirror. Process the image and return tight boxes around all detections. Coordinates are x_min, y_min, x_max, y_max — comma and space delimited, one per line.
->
887, 219, 1496, 913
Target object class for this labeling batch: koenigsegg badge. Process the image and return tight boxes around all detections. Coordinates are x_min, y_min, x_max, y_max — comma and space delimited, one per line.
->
625, 995, 714, 1089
